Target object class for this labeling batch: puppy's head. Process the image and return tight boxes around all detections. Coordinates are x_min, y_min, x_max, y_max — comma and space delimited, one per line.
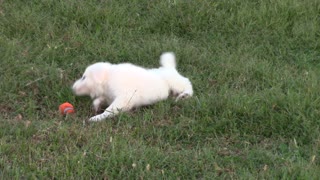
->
72, 62, 110, 98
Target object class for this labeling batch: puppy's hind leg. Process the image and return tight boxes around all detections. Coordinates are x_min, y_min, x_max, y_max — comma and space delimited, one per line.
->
89, 97, 132, 122
175, 91, 192, 102
173, 76, 193, 102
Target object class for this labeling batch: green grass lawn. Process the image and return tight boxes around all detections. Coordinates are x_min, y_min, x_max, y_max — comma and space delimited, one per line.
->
1, 0, 320, 178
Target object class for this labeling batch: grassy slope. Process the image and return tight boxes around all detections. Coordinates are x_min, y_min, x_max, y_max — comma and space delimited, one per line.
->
1, 0, 320, 178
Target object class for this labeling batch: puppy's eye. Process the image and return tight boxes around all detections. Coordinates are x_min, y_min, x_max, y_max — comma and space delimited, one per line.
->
82, 76, 86, 80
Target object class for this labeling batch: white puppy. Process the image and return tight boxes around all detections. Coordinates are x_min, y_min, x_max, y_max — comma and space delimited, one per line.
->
72, 52, 193, 122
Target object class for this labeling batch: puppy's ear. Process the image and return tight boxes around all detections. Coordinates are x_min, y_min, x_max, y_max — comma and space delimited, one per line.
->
91, 66, 109, 84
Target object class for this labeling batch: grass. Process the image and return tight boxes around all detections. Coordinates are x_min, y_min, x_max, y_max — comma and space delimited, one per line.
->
1, 0, 320, 178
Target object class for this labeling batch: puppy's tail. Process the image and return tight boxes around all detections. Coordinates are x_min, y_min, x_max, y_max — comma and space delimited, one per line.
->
160, 52, 176, 69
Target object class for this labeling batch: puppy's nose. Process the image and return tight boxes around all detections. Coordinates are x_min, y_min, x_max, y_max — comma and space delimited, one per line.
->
71, 84, 76, 93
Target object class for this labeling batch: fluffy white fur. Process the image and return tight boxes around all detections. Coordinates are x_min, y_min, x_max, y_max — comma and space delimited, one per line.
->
72, 52, 193, 122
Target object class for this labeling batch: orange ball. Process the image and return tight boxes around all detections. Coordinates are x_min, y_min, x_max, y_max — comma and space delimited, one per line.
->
59, 102, 75, 115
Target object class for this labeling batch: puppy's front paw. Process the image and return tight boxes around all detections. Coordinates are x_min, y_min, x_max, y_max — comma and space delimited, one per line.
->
89, 115, 101, 122
88, 111, 111, 122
